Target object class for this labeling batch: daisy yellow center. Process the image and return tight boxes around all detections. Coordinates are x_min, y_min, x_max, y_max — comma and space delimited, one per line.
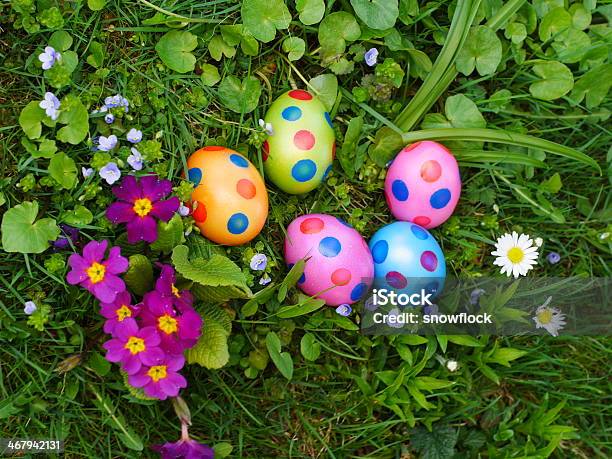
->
158, 314, 178, 334
147, 365, 168, 382
87, 262, 106, 284
133, 198, 153, 217
116, 305, 132, 322
537, 309, 553, 324
124, 336, 145, 355
507, 247, 524, 264
171, 284, 180, 298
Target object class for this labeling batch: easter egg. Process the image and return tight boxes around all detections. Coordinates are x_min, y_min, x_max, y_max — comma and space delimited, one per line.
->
187, 146, 268, 246
385, 141, 461, 229
369, 221, 446, 298
284, 214, 373, 306
262, 90, 335, 194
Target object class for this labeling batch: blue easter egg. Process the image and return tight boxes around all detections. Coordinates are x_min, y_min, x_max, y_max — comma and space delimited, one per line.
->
368, 221, 446, 299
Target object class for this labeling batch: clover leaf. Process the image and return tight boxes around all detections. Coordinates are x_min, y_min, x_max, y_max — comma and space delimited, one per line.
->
351, 0, 399, 30
283, 37, 306, 61
241, 0, 291, 43
296, 0, 325, 25
529, 61, 574, 100
56, 94, 89, 145
569, 64, 612, 109
19, 101, 46, 140
155, 31, 198, 73
318, 12, 361, 56
1, 201, 60, 254
200, 63, 221, 86
456, 26, 502, 76
48, 152, 77, 189
309, 74, 338, 111
218, 75, 261, 114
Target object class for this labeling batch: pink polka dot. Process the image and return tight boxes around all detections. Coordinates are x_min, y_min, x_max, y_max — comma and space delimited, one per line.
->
413, 216, 431, 227
236, 179, 256, 199
420, 251, 438, 272
262, 141, 269, 161
420, 160, 442, 182
288, 90, 313, 100
386, 271, 407, 289
193, 201, 207, 223
300, 217, 324, 234
294, 130, 315, 150
331, 268, 351, 286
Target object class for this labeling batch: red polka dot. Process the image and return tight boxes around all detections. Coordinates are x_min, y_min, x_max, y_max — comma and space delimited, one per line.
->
403, 142, 422, 153
420, 160, 442, 182
193, 201, 207, 223
202, 145, 225, 151
413, 216, 431, 227
262, 141, 269, 161
420, 251, 438, 272
288, 90, 313, 100
331, 268, 351, 286
300, 217, 324, 234
332, 142, 336, 159
236, 179, 256, 199
294, 130, 315, 150
386, 271, 407, 289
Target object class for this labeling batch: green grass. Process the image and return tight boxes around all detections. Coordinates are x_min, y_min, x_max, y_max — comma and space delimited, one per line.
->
1, 0, 611, 457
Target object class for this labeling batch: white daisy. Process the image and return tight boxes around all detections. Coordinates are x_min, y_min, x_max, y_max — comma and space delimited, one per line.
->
491, 231, 539, 278
533, 296, 566, 337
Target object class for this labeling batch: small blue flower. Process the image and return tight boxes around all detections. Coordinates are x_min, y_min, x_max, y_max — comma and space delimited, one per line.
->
99, 162, 121, 185
470, 288, 486, 306
39, 92, 61, 120
24, 301, 37, 315
127, 147, 143, 171
259, 275, 271, 286
364, 47, 378, 66
423, 304, 439, 315
97, 135, 118, 151
546, 252, 561, 264
82, 167, 94, 178
104, 94, 129, 113
38, 46, 61, 70
104, 113, 115, 124
126, 128, 142, 144
249, 253, 268, 271
335, 304, 352, 316
178, 204, 190, 217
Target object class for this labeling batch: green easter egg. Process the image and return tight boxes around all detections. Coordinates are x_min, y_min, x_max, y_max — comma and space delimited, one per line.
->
262, 89, 335, 194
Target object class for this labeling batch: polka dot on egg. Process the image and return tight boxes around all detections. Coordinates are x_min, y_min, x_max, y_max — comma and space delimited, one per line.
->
236, 179, 256, 199
413, 216, 431, 227
193, 201, 207, 223
319, 237, 341, 257
392, 180, 409, 201
430, 188, 451, 209
420, 251, 438, 272
331, 268, 351, 286
188, 168, 202, 187
300, 217, 324, 234
294, 130, 315, 150
336, 217, 352, 228
420, 160, 442, 182
288, 90, 313, 100
262, 141, 269, 161
324, 112, 333, 128
291, 159, 317, 182
227, 213, 249, 235
229, 154, 249, 168
410, 224, 429, 240
299, 272, 306, 283
371, 240, 388, 264
282, 106, 302, 121
323, 165, 332, 180
350, 282, 367, 301
386, 271, 407, 289
202, 145, 225, 151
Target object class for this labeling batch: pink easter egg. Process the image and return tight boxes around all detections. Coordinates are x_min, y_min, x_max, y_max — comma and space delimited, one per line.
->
385, 141, 461, 229
284, 214, 374, 306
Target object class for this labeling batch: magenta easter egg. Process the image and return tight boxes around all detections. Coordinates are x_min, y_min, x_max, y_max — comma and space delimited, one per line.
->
284, 214, 374, 306
385, 141, 461, 229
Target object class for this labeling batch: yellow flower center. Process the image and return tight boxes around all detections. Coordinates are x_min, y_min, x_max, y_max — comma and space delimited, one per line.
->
116, 305, 132, 322
158, 314, 178, 334
537, 308, 553, 324
171, 284, 180, 298
124, 336, 146, 355
133, 198, 153, 217
147, 365, 168, 382
87, 262, 106, 284
507, 247, 524, 264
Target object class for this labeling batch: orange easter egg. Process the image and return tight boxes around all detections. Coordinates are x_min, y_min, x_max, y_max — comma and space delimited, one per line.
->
187, 146, 268, 246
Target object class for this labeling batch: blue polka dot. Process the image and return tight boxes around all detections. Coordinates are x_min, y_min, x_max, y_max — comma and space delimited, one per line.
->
282, 106, 302, 121
410, 224, 429, 240
299, 272, 306, 284
323, 165, 332, 180
188, 168, 202, 187
319, 237, 341, 257
350, 282, 367, 301
324, 112, 333, 128
229, 154, 249, 168
371, 240, 388, 264
430, 188, 451, 209
392, 180, 409, 201
227, 213, 249, 234
291, 159, 317, 182
336, 217, 352, 228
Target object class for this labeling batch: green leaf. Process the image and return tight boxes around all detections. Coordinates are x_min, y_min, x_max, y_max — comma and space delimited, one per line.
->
56, 94, 89, 145
318, 12, 361, 55
123, 255, 154, 296
91, 390, 144, 451
265, 332, 293, 380
86, 351, 111, 376
411, 425, 458, 459
1, 201, 60, 254
186, 305, 231, 369
213, 443, 234, 458
62, 205, 93, 226
86, 41, 105, 68
539, 7, 571, 41
48, 152, 77, 189
208, 35, 236, 61
444, 94, 486, 129
150, 214, 185, 254
87, 0, 106, 11
218, 75, 261, 114
551, 28, 591, 64
200, 63, 221, 86
155, 31, 198, 73
308, 74, 338, 111
241, 0, 292, 43
529, 61, 574, 101
569, 64, 612, 109
351, 0, 399, 30
220, 25, 243, 46
487, 347, 527, 366
368, 126, 404, 167
446, 335, 483, 347
296, 0, 325, 25
456, 26, 502, 76
278, 259, 305, 302
300, 333, 321, 361
277, 296, 326, 318
22, 137, 57, 158
540, 172, 562, 193
339, 116, 364, 177
19, 101, 46, 140
282, 37, 306, 61
48, 31, 73, 51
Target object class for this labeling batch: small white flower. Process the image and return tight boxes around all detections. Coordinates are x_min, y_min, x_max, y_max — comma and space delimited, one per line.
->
24, 301, 37, 315
82, 167, 94, 177
493, 204, 500, 214
126, 128, 142, 144
38, 46, 61, 70
535, 237, 543, 247
127, 147, 143, 171
258, 118, 274, 136
446, 360, 458, 372
491, 231, 539, 278
99, 162, 121, 185
533, 296, 566, 337
39, 92, 61, 120
97, 135, 118, 151
178, 204, 190, 217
